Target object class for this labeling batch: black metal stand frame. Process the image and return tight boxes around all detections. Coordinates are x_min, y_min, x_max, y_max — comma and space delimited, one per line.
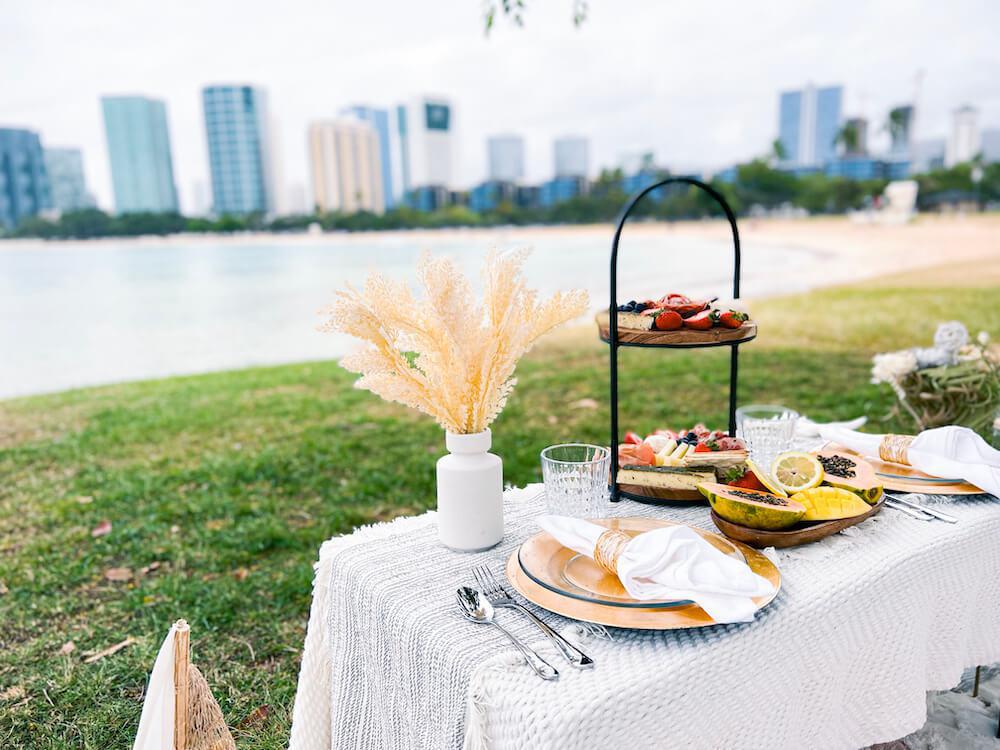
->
608, 177, 745, 503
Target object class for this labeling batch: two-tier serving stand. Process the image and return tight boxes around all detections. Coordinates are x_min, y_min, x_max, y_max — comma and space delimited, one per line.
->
600, 177, 756, 504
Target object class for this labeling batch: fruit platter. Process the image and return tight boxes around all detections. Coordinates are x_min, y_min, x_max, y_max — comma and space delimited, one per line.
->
597, 292, 757, 347
617, 424, 747, 502
701, 450, 886, 548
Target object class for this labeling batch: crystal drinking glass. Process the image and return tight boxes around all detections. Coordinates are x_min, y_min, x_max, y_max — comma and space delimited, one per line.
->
735, 405, 800, 471
540, 444, 610, 518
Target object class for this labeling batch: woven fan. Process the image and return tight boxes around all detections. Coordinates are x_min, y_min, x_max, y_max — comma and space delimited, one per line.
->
172, 620, 236, 750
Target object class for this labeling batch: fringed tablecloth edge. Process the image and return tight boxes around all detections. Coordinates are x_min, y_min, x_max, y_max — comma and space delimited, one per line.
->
288, 510, 439, 750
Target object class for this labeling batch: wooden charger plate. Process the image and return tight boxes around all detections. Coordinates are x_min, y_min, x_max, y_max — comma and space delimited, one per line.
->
505, 517, 780, 630
595, 311, 757, 347
710, 495, 885, 549
825, 443, 982, 495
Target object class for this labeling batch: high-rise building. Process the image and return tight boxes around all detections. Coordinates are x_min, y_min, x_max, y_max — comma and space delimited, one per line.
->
777, 84, 843, 166
554, 136, 589, 178
101, 95, 179, 214
487, 135, 525, 182
43, 147, 94, 212
394, 96, 455, 194
202, 85, 274, 215
308, 118, 384, 215
0, 128, 51, 229
946, 106, 980, 167
343, 106, 396, 209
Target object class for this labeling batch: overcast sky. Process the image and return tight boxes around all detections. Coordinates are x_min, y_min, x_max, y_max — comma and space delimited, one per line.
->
4, 0, 998, 213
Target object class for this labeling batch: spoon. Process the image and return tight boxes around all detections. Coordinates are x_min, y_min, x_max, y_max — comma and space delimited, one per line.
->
456, 587, 559, 680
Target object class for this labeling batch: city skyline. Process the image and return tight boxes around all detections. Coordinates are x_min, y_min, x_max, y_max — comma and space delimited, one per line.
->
4, 0, 1000, 213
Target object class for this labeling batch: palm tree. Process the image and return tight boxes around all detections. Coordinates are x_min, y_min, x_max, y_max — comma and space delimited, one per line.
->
835, 122, 861, 156
770, 138, 788, 165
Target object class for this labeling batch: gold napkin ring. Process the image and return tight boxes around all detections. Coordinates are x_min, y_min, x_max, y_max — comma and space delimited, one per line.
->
593, 529, 631, 575
879, 434, 914, 466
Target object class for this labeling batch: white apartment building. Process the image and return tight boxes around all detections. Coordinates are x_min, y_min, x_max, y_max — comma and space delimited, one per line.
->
308, 118, 385, 214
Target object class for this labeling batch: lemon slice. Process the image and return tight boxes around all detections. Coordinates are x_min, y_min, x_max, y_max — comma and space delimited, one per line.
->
746, 459, 788, 497
771, 452, 824, 495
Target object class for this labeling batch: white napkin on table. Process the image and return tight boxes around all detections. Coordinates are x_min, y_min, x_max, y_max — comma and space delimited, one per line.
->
537, 515, 776, 624
795, 415, 867, 438
818, 425, 1000, 498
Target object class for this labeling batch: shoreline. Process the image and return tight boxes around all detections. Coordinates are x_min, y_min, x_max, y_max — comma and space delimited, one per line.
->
2, 215, 997, 402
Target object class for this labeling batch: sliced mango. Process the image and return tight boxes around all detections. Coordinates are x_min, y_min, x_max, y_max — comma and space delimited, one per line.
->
793, 486, 871, 521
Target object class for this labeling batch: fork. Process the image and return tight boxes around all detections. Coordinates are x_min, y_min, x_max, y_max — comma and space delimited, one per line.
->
473, 564, 595, 669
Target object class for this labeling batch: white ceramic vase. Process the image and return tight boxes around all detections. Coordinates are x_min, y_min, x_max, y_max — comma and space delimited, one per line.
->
436, 429, 503, 552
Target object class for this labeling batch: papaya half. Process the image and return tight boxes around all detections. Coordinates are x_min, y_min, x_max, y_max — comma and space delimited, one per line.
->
698, 482, 806, 530
815, 451, 884, 505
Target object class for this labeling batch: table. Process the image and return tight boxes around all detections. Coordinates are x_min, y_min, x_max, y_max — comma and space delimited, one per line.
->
289, 486, 1000, 750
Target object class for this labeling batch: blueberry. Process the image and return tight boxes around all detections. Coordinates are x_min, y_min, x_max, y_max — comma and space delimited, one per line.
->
635, 302, 648, 311
627, 300, 637, 307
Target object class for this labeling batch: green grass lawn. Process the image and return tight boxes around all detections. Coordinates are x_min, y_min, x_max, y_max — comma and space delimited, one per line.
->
1, 276, 998, 748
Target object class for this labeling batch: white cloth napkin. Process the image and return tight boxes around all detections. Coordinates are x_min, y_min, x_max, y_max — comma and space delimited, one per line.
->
795, 415, 867, 438
132, 623, 177, 750
818, 425, 1000, 498
536, 515, 777, 624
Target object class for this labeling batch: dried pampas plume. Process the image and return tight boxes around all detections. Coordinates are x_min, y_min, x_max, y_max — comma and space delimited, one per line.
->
319, 249, 589, 434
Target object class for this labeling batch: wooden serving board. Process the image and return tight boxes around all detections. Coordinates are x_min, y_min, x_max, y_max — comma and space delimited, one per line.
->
618, 483, 703, 502
596, 311, 757, 347
710, 495, 885, 548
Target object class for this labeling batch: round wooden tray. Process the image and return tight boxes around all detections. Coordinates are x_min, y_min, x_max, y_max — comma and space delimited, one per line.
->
617, 483, 703, 503
505, 517, 781, 629
596, 311, 757, 348
710, 495, 885, 549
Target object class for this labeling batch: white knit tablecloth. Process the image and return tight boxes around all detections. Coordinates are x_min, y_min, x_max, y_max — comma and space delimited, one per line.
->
289, 487, 1000, 750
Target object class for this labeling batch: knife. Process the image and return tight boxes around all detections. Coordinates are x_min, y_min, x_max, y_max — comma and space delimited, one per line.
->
876, 471, 964, 484
888, 494, 959, 524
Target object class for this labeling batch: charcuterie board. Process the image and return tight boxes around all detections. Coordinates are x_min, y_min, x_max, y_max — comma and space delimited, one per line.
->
596, 311, 757, 348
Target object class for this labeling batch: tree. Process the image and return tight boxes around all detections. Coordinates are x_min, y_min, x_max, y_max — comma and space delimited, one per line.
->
769, 139, 787, 165
835, 122, 860, 156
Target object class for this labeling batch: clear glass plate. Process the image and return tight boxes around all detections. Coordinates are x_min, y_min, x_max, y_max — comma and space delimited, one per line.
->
516, 517, 746, 609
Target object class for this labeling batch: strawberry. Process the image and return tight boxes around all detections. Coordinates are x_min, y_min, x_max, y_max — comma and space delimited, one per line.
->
728, 469, 767, 491
657, 293, 709, 317
654, 310, 683, 330
683, 310, 714, 330
693, 442, 712, 452
624, 431, 643, 445
718, 310, 748, 329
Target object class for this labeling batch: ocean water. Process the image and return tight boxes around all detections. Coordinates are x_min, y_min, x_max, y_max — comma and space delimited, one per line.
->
0, 226, 828, 399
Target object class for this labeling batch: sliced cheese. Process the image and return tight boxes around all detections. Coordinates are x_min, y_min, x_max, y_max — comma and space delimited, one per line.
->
617, 467, 715, 490
615, 311, 655, 331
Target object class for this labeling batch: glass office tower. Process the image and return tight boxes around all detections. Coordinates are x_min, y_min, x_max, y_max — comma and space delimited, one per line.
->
202, 85, 274, 215
0, 128, 51, 229
101, 95, 179, 213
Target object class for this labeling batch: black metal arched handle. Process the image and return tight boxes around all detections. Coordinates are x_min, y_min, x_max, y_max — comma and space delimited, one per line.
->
608, 177, 743, 502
